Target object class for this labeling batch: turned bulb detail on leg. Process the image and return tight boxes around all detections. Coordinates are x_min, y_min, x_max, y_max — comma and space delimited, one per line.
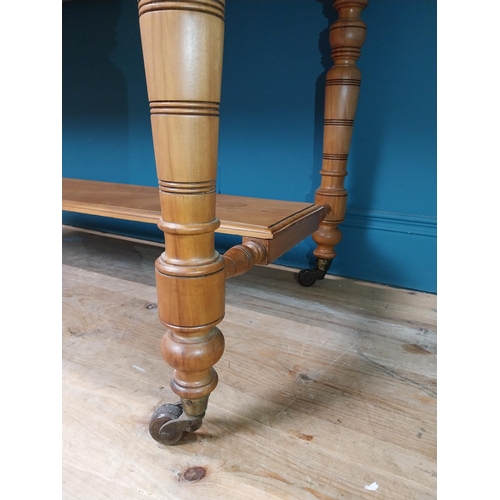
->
160, 326, 225, 412
155, 249, 226, 416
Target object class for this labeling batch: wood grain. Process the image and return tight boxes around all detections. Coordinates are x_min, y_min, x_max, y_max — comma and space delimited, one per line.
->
137, 0, 227, 418
62, 228, 437, 499
62, 178, 327, 240
312, 0, 369, 263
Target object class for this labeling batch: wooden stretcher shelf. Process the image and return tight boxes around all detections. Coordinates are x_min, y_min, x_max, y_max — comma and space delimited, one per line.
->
62, 178, 328, 263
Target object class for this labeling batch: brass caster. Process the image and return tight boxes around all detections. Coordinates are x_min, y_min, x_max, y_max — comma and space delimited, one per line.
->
149, 402, 204, 445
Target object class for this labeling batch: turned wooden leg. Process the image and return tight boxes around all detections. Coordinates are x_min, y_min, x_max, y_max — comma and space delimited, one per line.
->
297, 0, 368, 287
137, 0, 226, 444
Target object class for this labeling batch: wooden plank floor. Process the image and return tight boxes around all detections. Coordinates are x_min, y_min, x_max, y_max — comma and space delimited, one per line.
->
62, 227, 437, 500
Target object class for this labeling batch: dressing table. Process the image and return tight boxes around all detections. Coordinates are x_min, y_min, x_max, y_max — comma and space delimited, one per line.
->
62, 0, 369, 444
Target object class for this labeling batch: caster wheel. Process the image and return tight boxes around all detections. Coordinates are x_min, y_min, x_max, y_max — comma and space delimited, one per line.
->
149, 403, 183, 445
295, 268, 318, 287
149, 402, 205, 445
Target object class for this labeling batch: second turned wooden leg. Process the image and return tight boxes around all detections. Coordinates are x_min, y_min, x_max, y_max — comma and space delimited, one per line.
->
297, 0, 368, 287
137, 0, 226, 444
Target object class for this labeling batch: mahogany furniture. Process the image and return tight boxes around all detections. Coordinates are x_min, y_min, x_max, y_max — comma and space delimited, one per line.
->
62, 0, 368, 445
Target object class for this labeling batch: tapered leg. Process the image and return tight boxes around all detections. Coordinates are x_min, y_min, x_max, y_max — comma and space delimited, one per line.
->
137, 0, 226, 444
297, 0, 368, 287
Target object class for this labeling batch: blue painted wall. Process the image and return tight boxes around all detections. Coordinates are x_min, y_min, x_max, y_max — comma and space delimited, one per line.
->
63, 0, 437, 292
